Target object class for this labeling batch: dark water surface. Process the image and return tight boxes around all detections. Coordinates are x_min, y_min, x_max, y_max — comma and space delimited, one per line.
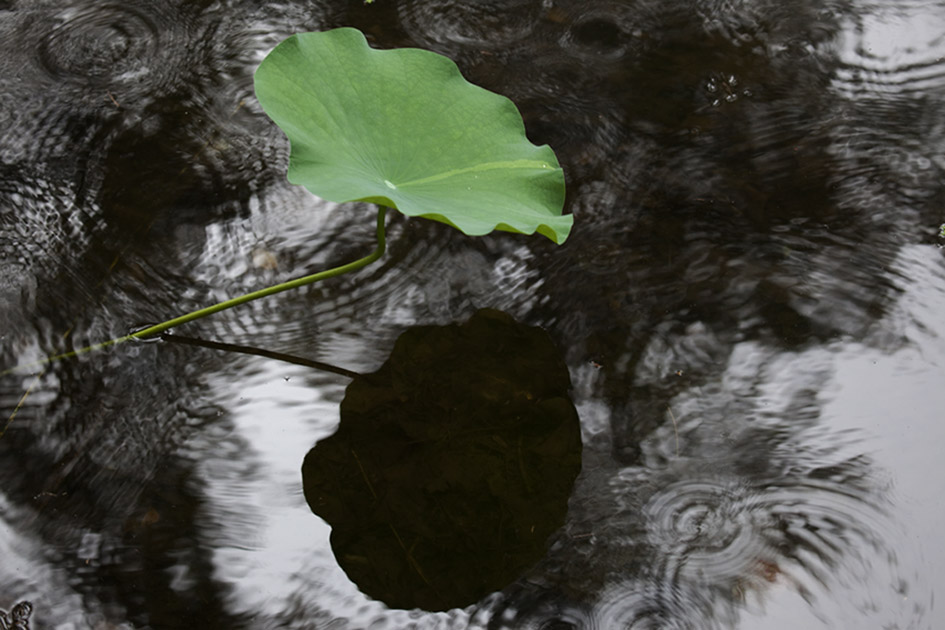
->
2, 0, 944, 627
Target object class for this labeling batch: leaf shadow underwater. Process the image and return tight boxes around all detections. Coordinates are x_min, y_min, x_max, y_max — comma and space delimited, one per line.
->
302, 308, 582, 611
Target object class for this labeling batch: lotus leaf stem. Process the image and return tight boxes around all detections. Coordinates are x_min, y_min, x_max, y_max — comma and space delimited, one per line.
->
2, 205, 388, 376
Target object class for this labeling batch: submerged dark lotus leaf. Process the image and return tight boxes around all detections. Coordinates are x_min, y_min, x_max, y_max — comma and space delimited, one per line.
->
302, 309, 581, 611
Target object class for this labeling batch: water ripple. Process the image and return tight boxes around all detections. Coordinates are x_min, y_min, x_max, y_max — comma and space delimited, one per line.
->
591, 580, 721, 630
397, 0, 541, 50
644, 478, 772, 584
555, 1, 654, 63
834, 2, 945, 104
32, 2, 196, 92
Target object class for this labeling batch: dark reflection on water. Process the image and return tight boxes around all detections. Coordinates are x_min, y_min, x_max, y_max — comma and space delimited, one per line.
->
1, 0, 944, 628
303, 309, 581, 612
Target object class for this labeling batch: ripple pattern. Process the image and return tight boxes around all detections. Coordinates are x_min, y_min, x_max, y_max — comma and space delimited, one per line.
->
39, 4, 158, 82
555, 0, 658, 63
644, 478, 772, 584
832, 4, 945, 128
33, 2, 194, 92
591, 580, 719, 630
0, 171, 94, 358
397, 0, 541, 49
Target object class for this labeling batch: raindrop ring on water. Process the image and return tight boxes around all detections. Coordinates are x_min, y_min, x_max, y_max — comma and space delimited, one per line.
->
592, 581, 701, 630
644, 478, 771, 584
36, 3, 164, 85
397, 0, 541, 49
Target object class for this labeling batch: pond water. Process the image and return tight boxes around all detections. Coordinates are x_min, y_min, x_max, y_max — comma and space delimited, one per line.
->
2, 0, 944, 628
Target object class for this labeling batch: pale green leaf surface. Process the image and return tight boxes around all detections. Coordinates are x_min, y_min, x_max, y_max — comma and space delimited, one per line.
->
254, 28, 571, 243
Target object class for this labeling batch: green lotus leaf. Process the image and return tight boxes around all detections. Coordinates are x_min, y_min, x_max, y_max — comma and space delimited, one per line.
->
254, 28, 571, 244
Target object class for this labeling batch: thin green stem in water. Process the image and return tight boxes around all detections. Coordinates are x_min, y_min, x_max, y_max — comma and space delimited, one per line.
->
2, 206, 388, 376
160, 332, 361, 379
